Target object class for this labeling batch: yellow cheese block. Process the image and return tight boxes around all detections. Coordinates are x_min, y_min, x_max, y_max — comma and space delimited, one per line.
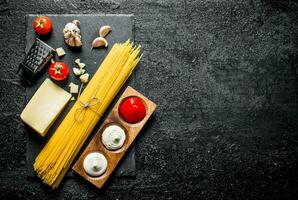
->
21, 79, 71, 137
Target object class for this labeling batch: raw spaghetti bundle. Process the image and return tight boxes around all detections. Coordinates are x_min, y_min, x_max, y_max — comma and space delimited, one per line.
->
34, 40, 142, 189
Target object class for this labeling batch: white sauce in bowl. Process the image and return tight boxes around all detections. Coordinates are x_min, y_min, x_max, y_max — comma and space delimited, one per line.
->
83, 152, 108, 177
101, 125, 126, 151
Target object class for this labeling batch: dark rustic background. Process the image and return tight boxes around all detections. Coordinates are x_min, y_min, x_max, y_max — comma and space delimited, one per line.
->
1, 0, 298, 199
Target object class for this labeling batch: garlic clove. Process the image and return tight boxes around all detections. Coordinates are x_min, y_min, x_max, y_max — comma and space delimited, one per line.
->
80, 73, 89, 83
63, 28, 70, 34
64, 38, 70, 46
73, 68, 81, 76
74, 37, 82, 47
64, 32, 72, 39
67, 37, 76, 47
99, 25, 111, 37
91, 37, 108, 48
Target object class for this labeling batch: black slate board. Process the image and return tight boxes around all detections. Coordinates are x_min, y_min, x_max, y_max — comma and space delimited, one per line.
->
25, 14, 136, 177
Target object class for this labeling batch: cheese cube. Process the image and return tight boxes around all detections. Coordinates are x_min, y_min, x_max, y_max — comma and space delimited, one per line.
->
20, 79, 71, 137
56, 47, 66, 57
69, 82, 75, 87
69, 82, 79, 94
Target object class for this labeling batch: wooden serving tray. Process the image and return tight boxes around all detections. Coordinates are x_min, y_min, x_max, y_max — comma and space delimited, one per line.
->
73, 86, 157, 188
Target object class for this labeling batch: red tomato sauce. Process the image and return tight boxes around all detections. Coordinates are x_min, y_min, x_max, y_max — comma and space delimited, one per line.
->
119, 96, 146, 123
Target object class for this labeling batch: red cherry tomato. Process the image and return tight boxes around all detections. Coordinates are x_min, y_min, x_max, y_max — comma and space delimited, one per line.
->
119, 96, 146, 123
33, 16, 53, 35
48, 62, 69, 81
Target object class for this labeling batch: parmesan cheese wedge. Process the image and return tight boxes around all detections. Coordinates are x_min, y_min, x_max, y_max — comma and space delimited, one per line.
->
20, 79, 71, 137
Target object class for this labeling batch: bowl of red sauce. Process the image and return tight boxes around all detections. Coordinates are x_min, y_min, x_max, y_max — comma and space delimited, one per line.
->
119, 96, 146, 124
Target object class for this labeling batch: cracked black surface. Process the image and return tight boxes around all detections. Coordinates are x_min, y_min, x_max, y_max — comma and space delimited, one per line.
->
1, 0, 298, 199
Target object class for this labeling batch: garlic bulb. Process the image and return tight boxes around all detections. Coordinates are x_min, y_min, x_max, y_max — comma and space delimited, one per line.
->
63, 20, 82, 47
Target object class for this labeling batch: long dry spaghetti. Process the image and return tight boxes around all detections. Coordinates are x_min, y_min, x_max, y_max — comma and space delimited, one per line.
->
34, 40, 141, 189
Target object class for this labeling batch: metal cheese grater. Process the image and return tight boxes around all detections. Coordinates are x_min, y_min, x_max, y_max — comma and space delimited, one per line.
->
19, 38, 55, 78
